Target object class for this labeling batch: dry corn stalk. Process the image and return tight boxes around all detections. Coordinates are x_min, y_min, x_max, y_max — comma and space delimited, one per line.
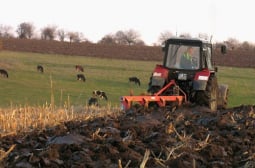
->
0, 144, 16, 161
140, 149, 150, 168
195, 134, 210, 151
118, 159, 131, 168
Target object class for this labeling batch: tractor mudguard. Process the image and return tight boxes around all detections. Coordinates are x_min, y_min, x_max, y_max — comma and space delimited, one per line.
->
150, 64, 169, 88
193, 69, 210, 90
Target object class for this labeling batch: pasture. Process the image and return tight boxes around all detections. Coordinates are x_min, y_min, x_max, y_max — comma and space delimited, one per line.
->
0, 51, 254, 108
0, 51, 159, 108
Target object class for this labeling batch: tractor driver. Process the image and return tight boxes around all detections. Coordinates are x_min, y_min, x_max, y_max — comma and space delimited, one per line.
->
180, 47, 198, 69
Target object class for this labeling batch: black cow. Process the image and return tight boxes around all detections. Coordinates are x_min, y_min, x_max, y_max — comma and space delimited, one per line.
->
129, 76, 140, 86
92, 90, 108, 100
0, 69, 8, 78
88, 97, 99, 106
37, 65, 44, 73
77, 74, 86, 82
75, 65, 84, 72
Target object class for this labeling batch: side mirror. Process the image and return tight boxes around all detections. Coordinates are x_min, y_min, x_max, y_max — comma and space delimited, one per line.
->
221, 45, 227, 54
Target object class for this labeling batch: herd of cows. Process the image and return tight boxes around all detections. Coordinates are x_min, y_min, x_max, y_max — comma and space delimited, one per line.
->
36, 64, 87, 82
0, 65, 141, 106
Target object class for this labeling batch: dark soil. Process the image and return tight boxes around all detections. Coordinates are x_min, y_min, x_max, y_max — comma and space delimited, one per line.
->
1, 105, 254, 167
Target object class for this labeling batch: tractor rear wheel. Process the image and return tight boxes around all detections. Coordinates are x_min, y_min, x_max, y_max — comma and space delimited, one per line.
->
196, 76, 218, 111
217, 84, 229, 109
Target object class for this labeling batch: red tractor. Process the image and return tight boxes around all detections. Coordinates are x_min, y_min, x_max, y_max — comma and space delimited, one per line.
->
121, 37, 228, 111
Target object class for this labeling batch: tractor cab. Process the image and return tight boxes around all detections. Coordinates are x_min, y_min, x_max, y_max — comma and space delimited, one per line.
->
163, 37, 213, 71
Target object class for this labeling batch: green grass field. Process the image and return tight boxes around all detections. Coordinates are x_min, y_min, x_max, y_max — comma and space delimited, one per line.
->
217, 66, 255, 106
0, 51, 254, 108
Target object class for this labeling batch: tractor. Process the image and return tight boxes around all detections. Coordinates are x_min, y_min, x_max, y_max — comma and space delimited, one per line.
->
121, 37, 228, 111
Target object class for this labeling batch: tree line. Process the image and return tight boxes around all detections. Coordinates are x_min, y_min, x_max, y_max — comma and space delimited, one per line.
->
1, 22, 255, 49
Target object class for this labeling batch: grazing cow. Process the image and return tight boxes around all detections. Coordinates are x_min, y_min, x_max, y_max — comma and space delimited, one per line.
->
75, 65, 84, 72
129, 76, 141, 86
92, 90, 108, 100
0, 69, 8, 78
88, 97, 99, 106
37, 65, 44, 73
77, 74, 86, 82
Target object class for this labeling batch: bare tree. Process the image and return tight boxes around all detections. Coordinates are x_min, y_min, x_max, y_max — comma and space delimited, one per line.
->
41, 25, 57, 40
57, 29, 66, 42
66, 31, 86, 43
0, 24, 14, 38
75, 32, 85, 43
158, 31, 173, 45
125, 29, 141, 45
225, 38, 240, 50
98, 34, 116, 44
114, 29, 143, 45
67, 32, 76, 43
16, 22, 34, 39
241, 41, 252, 50
115, 30, 127, 45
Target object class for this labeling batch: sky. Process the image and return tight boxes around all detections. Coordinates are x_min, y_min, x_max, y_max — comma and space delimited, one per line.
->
0, 0, 254, 45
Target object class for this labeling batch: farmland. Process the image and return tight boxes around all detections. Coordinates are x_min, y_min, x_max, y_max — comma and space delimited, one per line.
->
0, 49, 255, 167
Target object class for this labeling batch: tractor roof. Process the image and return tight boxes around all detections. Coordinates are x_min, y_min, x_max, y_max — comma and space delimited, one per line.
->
166, 37, 211, 45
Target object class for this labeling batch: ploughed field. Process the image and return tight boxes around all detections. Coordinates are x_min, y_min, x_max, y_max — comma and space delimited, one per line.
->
0, 46, 254, 167
1, 105, 254, 167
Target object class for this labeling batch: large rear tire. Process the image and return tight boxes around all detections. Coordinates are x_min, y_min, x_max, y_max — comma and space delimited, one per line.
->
196, 76, 218, 111
217, 84, 229, 109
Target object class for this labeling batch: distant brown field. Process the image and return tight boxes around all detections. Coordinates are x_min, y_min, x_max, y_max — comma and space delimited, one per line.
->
2, 38, 162, 61
2, 38, 255, 67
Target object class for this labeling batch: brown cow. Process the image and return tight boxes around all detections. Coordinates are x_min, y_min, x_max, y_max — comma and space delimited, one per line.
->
0, 69, 8, 78
75, 65, 84, 72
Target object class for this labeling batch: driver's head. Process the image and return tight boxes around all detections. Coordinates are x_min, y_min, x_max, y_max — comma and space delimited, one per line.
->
187, 47, 193, 54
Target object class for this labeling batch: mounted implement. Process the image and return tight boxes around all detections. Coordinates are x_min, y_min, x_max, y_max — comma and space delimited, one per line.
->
121, 37, 228, 111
